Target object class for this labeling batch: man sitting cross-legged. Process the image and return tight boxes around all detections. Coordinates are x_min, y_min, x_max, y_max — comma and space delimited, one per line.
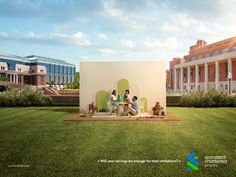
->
122, 96, 139, 116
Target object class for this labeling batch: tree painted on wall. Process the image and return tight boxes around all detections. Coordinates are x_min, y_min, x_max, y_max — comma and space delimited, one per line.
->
96, 90, 108, 111
139, 97, 148, 112
118, 79, 129, 102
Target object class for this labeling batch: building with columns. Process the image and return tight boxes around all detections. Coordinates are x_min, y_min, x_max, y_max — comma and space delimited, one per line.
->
0, 54, 76, 88
168, 36, 236, 93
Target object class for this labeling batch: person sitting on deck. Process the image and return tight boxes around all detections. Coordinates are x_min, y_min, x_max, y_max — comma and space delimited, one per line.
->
111, 90, 118, 113
122, 96, 139, 116
123, 89, 131, 102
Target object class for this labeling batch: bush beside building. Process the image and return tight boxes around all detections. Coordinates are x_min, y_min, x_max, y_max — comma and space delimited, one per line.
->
180, 89, 236, 107
0, 87, 52, 106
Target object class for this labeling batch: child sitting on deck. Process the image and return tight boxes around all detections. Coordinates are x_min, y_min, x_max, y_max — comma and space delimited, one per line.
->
123, 89, 131, 102
122, 96, 139, 116
111, 90, 118, 113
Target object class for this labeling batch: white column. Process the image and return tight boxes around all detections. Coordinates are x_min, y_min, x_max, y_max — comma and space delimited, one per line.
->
228, 58, 232, 73
228, 58, 232, 93
204, 63, 208, 91
16, 74, 18, 84
195, 64, 199, 90
215, 61, 219, 90
187, 66, 190, 92
180, 67, 183, 92
13, 74, 15, 83
174, 68, 177, 92
21, 75, 24, 85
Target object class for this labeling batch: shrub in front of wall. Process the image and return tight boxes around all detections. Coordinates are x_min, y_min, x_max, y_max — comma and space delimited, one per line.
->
233, 96, 236, 107
0, 88, 19, 106
0, 87, 52, 107
180, 89, 236, 107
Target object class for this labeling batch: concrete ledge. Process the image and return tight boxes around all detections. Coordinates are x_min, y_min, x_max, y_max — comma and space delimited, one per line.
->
166, 96, 181, 106
50, 95, 79, 106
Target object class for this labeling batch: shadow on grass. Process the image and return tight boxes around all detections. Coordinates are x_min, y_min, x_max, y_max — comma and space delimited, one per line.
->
38, 106, 80, 114
0, 106, 80, 114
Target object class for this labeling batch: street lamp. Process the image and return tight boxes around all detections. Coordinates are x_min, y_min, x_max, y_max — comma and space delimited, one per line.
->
168, 84, 171, 93
228, 72, 232, 94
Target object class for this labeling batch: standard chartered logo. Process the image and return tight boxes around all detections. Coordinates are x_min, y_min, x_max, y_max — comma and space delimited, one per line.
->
186, 152, 199, 171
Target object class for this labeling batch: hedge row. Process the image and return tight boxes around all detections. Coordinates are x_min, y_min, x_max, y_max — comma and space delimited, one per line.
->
180, 89, 236, 107
0, 87, 52, 107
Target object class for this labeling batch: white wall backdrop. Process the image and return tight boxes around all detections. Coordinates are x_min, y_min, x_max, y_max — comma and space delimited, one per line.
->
80, 61, 166, 113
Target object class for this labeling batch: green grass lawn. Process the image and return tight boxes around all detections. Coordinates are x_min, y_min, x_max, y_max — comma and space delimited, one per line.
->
0, 107, 235, 177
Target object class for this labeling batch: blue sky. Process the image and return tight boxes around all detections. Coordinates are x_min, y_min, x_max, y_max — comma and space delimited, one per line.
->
0, 0, 236, 70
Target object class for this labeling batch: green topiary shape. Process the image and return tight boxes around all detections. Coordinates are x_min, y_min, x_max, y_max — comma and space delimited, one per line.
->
117, 79, 129, 102
139, 97, 148, 112
96, 90, 109, 112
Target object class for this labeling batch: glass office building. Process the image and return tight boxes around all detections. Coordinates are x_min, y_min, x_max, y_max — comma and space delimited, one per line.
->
26, 55, 76, 84
0, 54, 76, 88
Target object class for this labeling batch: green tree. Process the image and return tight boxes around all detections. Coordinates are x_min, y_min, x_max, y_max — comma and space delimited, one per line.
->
67, 72, 80, 89
74, 72, 80, 88
0, 76, 9, 82
49, 80, 55, 86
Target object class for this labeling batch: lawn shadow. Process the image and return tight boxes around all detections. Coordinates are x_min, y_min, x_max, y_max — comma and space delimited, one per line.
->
39, 107, 80, 114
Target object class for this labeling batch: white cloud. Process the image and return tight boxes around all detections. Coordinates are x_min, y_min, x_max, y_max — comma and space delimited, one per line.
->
79, 56, 88, 60
141, 37, 179, 51
120, 39, 136, 48
165, 37, 178, 50
161, 0, 236, 20
0, 32, 8, 38
1, 0, 236, 67
0, 31, 90, 46
73, 32, 90, 45
162, 13, 236, 43
22, 31, 41, 39
53, 17, 90, 32
102, 0, 123, 18
199, 23, 236, 43
98, 33, 107, 40
99, 48, 114, 55
112, 37, 180, 61
163, 14, 207, 33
